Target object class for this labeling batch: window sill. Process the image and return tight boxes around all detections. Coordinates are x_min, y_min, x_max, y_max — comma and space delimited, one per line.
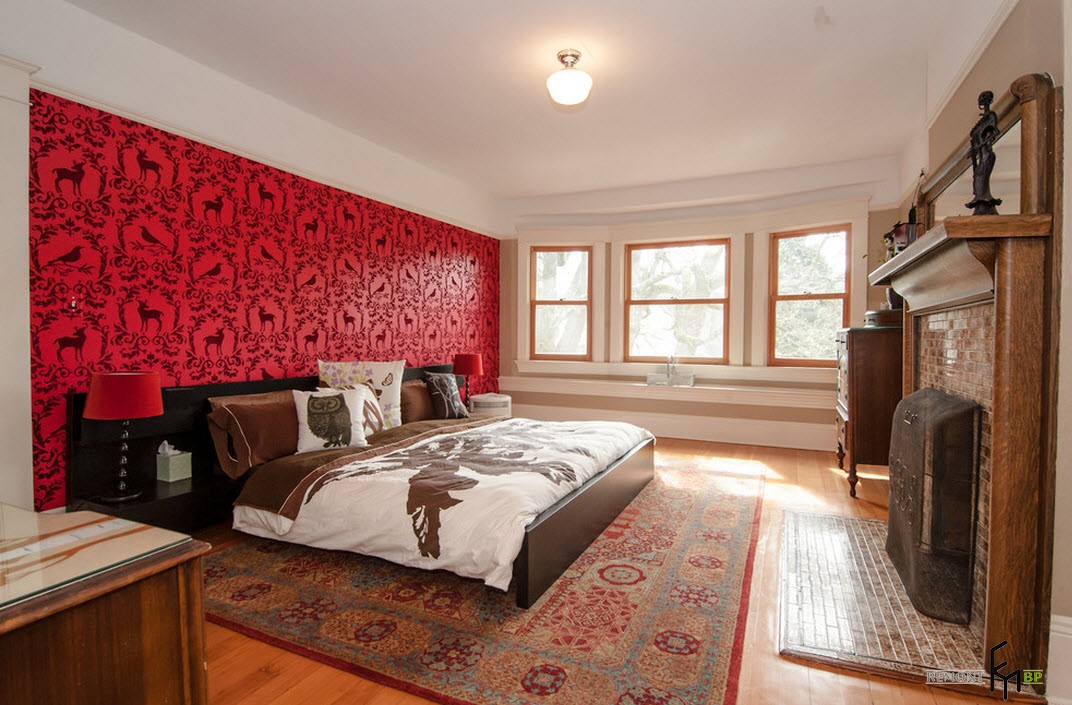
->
499, 374, 834, 409
512, 359, 836, 385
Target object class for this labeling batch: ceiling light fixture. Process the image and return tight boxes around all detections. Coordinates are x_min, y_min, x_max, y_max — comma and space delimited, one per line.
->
546, 49, 593, 106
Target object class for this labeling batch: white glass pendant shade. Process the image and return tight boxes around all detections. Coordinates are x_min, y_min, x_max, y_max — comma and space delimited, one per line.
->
547, 49, 593, 105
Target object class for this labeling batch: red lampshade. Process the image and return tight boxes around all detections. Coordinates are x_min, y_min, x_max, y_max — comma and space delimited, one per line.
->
83, 371, 164, 420
452, 353, 484, 376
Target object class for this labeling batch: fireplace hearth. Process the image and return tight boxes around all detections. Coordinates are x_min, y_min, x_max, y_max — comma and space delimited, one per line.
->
886, 387, 980, 624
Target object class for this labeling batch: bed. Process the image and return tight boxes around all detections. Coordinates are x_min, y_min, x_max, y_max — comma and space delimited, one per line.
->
68, 365, 654, 607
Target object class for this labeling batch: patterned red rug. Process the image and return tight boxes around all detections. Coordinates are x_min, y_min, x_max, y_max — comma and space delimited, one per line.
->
203, 460, 764, 705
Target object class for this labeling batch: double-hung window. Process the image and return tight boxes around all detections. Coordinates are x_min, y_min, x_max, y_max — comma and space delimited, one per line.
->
625, 239, 729, 363
768, 225, 850, 366
530, 246, 592, 360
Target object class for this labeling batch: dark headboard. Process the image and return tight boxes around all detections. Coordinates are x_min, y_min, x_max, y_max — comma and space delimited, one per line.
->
66, 364, 456, 506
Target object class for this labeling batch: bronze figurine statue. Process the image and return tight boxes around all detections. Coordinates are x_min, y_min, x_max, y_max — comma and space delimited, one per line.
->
966, 90, 1002, 215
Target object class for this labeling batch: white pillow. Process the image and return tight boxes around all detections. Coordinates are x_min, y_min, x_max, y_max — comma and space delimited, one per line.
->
316, 383, 386, 436
318, 359, 405, 428
292, 388, 369, 453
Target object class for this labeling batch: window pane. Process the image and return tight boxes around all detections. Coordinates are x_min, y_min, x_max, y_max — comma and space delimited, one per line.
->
630, 244, 726, 299
534, 305, 588, 356
776, 231, 847, 295
773, 299, 843, 360
534, 250, 588, 300
628, 304, 724, 359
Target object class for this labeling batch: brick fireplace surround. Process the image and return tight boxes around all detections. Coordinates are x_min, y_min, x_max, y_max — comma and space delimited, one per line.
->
870, 72, 1059, 687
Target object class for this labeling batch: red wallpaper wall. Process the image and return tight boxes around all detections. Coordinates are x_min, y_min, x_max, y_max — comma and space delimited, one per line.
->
28, 90, 499, 511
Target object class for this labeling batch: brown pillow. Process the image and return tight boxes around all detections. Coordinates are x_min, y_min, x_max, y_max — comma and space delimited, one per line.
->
206, 390, 295, 477
400, 380, 435, 423
207, 389, 293, 411
206, 399, 298, 478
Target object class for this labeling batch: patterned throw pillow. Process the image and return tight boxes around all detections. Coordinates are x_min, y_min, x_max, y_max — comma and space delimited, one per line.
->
317, 382, 386, 435
319, 360, 405, 428
423, 371, 469, 420
292, 388, 369, 453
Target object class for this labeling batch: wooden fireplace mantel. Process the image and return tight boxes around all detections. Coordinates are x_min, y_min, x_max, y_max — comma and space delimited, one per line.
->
868, 214, 1052, 312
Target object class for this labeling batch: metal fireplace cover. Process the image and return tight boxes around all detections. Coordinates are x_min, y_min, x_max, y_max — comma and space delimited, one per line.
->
886, 387, 980, 624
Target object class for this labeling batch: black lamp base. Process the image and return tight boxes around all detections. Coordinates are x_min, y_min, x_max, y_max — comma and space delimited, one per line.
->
97, 488, 143, 504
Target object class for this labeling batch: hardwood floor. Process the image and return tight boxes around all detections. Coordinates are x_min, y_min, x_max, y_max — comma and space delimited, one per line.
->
198, 438, 991, 704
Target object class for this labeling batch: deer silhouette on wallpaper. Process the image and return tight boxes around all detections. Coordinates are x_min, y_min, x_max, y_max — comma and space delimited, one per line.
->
374, 330, 388, 349
53, 162, 86, 197
257, 182, 275, 212
341, 207, 356, 230
258, 308, 276, 334
204, 328, 226, 357
342, 312, 356, 333
202, 195, 224, 221
56, 326, 87, 362
374, 233, 387, 252
428, 330, 438, 345
303, 329, 319, 353
301, 219, 318, 240
403, 313, 414, 331
136, 300, 164, 332
136, 149, 162, 184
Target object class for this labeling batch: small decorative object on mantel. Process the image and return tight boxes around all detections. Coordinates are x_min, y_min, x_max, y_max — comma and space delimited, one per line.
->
966, 90, 1002, 215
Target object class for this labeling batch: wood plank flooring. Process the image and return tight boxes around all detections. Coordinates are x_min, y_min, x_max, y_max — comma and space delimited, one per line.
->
197, 438, 991, 704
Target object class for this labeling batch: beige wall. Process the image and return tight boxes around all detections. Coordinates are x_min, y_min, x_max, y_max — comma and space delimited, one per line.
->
499, 238, 519, 377
929, 0, 1064, 168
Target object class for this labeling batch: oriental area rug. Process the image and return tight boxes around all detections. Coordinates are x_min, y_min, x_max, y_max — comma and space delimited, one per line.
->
203, 462, 763, 705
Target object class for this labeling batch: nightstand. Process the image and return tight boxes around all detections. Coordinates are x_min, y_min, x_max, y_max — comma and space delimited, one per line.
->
469, 392, 512, 417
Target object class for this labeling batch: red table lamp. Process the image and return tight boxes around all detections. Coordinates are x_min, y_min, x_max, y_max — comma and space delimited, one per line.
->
83, 371, 164, 503
452, 353, 484, 405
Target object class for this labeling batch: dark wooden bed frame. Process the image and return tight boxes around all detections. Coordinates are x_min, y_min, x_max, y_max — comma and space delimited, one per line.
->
68, 365, 655, 608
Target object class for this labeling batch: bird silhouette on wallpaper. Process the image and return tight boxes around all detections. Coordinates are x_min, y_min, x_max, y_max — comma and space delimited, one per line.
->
342, 311, 356, 333
202, 195, 224, 222
341, 259, 359, 276
204, 328, 226, 357
299, 273, 318, 289
374, 330, 388, 349
53, 162, 86, 196
302, 219, 319, 239
402, 267, 416, 284
259, 245, 282, 266
306, 394, 351, 448
136, 149, 162, 184
259, 367, 276, 380
136, 300, 164, 332
257, 182, 275, 212
199, 261, 224, 280
427, 287, 438, 301
56, 326, 87, 362
257, 308, 276, 334
341, 207, 355, 230
138, 225, 169, 251
42, 245, 84, 269
304, 329, 320, 353
371, 281, 386, 295
449, 274, 459, 288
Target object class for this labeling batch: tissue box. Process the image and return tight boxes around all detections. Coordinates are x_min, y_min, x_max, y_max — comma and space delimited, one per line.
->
156, 451, 192, 482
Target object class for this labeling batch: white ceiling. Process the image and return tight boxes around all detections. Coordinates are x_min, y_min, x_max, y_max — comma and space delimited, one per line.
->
64, 0, 1012, 210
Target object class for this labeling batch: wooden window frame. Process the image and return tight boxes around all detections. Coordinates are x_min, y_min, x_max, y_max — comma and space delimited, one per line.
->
529, 246, 593, 361
624, 238, 731, 364
767, 224, 851, 368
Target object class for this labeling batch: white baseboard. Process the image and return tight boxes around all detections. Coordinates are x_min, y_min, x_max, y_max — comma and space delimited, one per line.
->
512, 403, 834, 452
1049, 615, 1072, 703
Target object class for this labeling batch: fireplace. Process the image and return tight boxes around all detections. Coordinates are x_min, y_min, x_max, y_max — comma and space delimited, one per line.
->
886, 387, 980, 624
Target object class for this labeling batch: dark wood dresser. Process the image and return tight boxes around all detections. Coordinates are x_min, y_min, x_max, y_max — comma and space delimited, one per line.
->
0, 505, 209, 705
835, 324, 903, 496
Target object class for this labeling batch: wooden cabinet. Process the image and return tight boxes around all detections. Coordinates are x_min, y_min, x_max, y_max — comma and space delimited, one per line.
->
0, 507, 210, 705
835, 325, 903, 496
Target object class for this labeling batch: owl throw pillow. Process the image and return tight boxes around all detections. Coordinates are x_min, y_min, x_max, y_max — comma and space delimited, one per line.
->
292, 388, 369, 453
318, 359, 405, 428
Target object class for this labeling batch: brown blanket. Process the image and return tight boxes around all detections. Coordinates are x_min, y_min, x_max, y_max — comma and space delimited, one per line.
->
235, 417, 501, 521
